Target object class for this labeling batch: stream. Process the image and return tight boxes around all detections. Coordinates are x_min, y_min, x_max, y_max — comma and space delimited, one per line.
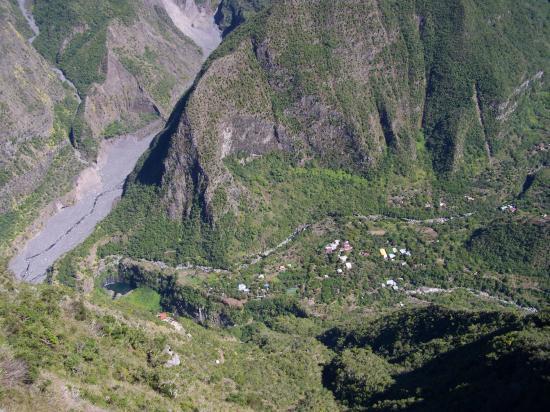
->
16, 0, 38, 43
16, 0, 82, 103
10, 1, 222, 283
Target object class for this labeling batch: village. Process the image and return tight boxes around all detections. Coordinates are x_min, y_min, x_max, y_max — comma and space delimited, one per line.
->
231, 228, 416, 303
106, 196, 533, 328
222, 193, 530, 310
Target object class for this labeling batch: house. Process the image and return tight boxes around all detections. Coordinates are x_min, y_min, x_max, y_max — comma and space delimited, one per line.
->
339, 255, 348, 263
386, 279, 397, 286
279, 265, 287, 272
337, 268, 343, 274
392, 247, 398, 253
158, 312, 169, 321
238, 283, 250, 293
389, 253, 396, 259
325, 239, 341, 253
500, 204, 517, 212
392, 285, 399, 291
263, 283, 270, 289
345, 262, 352, 270
258, 274, 265, 280
464, 195, 475, 201
341, 241, 353, 252
379, 248, 388, 259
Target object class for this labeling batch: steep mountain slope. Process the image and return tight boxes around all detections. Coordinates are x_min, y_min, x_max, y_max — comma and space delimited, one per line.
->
31, 0, 219, 159
0, 0, 81, 259
0, 1, 548, 410
321, 307, 550, 411
214, 0, 271, 35
0, 282, 338, 411
104, 0, 548, 266
160, 0, 547, 222
0, 0, 219, 267
0, 278, 547, 411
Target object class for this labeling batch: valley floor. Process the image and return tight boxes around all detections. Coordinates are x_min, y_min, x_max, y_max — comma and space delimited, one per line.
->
9, 121, 163, 283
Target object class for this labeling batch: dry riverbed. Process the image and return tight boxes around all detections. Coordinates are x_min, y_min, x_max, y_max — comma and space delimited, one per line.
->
9, 122, 162, 283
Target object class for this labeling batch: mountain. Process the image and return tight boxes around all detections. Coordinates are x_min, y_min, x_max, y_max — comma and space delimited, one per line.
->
95, 0, 548, 267
0, 1, 548, 411
0, 0, 81, 259
31, 0, 217, 158
0, 0, 218, 265
160, 0, 546, 217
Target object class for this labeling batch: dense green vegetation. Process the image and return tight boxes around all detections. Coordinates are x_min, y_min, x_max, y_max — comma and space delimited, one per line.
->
1, 0, 548, 410
321, 307, 550, 411
208, 0, 548, 178
468, 219, 549, 276
215, 0, 272, 35
0, 282, 339, 410
33, 0, 135, 94
1, 276, 548, 411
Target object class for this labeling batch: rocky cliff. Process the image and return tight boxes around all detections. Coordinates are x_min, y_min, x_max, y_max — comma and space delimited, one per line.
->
30, 0, 220, 158
0, 0, 220, 259
159, 0, 547, 222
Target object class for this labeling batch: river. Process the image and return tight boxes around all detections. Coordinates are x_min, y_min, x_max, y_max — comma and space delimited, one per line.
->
9, 122, 162, 283
9, 0, 222, 283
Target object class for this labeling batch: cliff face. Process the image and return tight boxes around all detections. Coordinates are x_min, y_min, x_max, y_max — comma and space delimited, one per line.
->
30, 0, 220, 158
0, 0, 79, 234
0, 5, 65, 143
0, 0, 220, 255
160, 0, 547, 221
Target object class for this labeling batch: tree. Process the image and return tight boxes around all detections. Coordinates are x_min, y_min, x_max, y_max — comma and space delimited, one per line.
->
327, 347, 394, 407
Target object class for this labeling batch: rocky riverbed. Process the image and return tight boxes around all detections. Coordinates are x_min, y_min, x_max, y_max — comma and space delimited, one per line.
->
9, 122, 162, 283
9, 0, 223, 283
